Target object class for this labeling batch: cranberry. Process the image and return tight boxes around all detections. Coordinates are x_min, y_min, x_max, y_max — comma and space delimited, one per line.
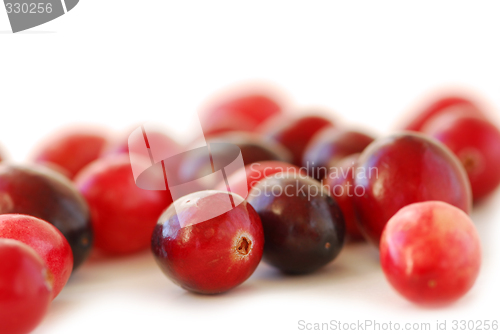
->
353, 132, 472, 245
303, 128, 375, 180
151, 191, 264, 294
75, 155, 172, 255
323, 154, 365, 241
423, 114, 500, 202
0, 239, 52, 334
247, 173, 345, 274
0, 214, 73, 299
217, 161, 306, 198
401, 95, 484, 132
380, 201, 481, 305
261, 114, 334, 166
178, 132, 291, 184
0, 164, 92, 269
200, 93, 283, 136
30, 126, 109, 179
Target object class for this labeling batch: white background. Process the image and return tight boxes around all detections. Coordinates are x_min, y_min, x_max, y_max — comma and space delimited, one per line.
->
1, 1, 500, 333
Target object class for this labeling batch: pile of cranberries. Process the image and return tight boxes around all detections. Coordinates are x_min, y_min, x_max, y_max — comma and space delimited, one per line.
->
0, 87, 497, 333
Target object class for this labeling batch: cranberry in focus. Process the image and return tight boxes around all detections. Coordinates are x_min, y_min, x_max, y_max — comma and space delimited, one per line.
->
0, 239, 52, 334
380, 201, 481, 305
423, 114, 500, 202
247, 173, 345, 274
0, 214, 73, 299
0, 164, 92, 269
353, 132, 472, 245
75, 155, 172, 255
303, 128, 375, 180
151, 191, 264, 294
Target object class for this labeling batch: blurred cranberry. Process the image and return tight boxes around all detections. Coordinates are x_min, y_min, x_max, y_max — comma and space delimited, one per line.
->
324, 154, 365, 241
303, 128, 375, 180
260, 114, 334, 166
401, 95, 485, 132
200, 93, 283, 136
353, 133, 472, 245
423, 114, 500, 201
75, 155, 172, 255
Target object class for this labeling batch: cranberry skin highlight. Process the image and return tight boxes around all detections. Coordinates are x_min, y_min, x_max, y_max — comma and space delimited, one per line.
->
0, 239, 52, 334
30, 126, 109, 179
303, 128, 375, 180
0, 164, 92, 269
247, 174, 345, 274
423, 115, 500, 202
75, 155, 172, 255
353, 132, 472, 245
0, 214, 73, 299
380, 201, 481, 305
151, 191, 264, 294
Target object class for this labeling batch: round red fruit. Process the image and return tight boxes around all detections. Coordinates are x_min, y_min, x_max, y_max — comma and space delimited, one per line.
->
151, 191, 264, 294
0, 239, 52, 334
380, 201, 481, 305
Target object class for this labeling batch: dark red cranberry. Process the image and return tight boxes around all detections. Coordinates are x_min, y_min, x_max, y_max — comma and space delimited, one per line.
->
423, 114, 500, 202
152, 191, 264, 294
200, 93, 283, 136
0, 164, 92, 269
30, 126, 109, 179
247, 173, 345, 274
0, 239, 52, 334
303, 128, 375, 180
178, 132, 291, 184
0, 214, 73, 299
353, 132, 472, 245
261, 114, 334, 166
380, 201, 481, 305
323, 154, 365, 241
75, 155, 172, 255
401, 95, 485, 132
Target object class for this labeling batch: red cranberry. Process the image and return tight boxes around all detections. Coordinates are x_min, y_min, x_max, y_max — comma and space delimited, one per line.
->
303, 128, 375, 180
401, 95, 484, 132
151, 191, 264, 294
261, 114, 334, 166
353, 132, 472, 245
247, 173, 345, 274
380, 201, 481, 305
200, 93, 283, 135
75, 155, 172, 255
30, 126, 109, 179
0, 239, 52, 334
0, 214, 73, 299
178, 132, 291, 184
323, 154, 365, 241
423, 114, 500, 202
0, 164, 92, 269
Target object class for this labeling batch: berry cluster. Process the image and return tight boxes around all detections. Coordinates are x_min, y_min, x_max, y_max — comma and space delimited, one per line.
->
0, 88, 497, 333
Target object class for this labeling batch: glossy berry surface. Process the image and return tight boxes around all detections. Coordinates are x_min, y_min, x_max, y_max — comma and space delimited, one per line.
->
75, 155, 172, 255
0, 239, 52, 334
303, 128, 375, 180
380, 201, 481, 305
353, 132, 472, 245
200, 93, 282, 135
324, 154, 365, 241
423, 115, 500, 202
247, 173, 345, 274
152, 191, 264, 294
30, 126, 109, 179
0, 214, 73, 299
401, 95, 484, 132
261, 114, 334, 166
0, 164, 92, 269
